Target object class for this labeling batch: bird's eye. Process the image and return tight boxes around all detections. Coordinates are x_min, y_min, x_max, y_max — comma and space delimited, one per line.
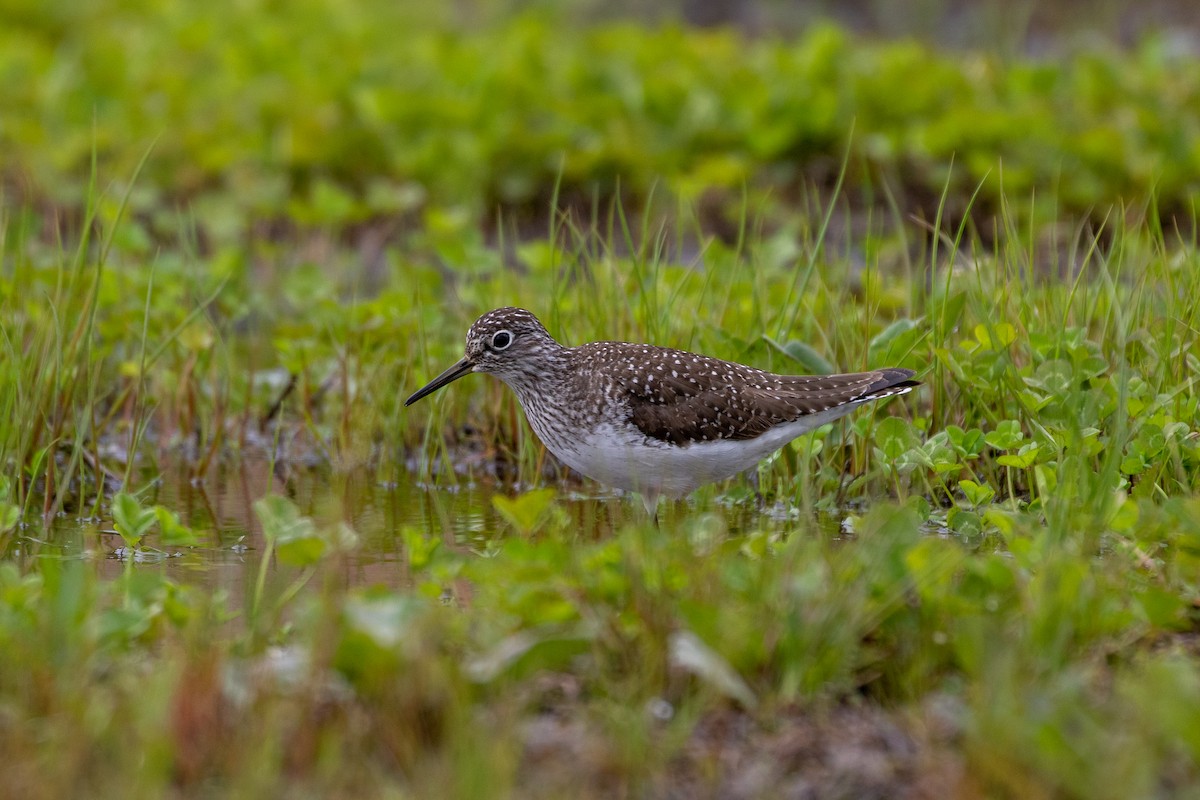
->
490, 330, 513, 350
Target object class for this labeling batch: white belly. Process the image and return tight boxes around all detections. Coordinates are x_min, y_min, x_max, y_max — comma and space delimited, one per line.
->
542, 406, 859, 499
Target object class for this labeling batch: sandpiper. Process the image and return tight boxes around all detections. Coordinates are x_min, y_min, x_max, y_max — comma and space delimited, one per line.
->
406, 308, 918, 512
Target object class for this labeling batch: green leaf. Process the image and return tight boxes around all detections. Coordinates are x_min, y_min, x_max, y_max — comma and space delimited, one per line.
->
112, 492, 157, 548
985, 420, 1025, 451
983, 508, 1015, 536
343, 592, 423, 650
958, 479, 996, 507
254, 495, 326, 567
997, 442, 1039, 469
1135, 424, 1166, 459
402, 526, 440, 569
669, 630, 757, 709
947, 507, 983, 537
764, 336, 834, 375
928, 442, 962, 475
867, 317, 923, 365
492, 488, 558, 536
932, 290, 966, 332
336, 592, 427, 680
98, 606, 154, 643
1108, 497, 1139, 532
974, 322, 1017, 350
0, 504, 18, 534
1120, 454, 1148, 475
1135, 587, 1187, 629
464, 629, 593, 683
1033, 464, 1058, 497
874, 417, 920, 460
895, 443, 935, 471
1027, 359, 1075, 394
278, 534, 327, 567
155, 506, 199, 547
960, 428, 987, 456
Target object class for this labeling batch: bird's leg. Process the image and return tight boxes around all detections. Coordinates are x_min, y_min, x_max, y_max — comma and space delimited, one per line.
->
741, 466, 766, 509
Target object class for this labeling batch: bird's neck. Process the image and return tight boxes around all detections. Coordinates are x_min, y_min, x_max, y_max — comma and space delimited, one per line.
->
499, 343, 574, 408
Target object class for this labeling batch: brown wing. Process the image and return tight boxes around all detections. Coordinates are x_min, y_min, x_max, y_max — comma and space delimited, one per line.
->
619, 348, 916, 445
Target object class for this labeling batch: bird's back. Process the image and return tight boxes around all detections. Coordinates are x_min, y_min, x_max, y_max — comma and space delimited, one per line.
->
565, 341, 916, 446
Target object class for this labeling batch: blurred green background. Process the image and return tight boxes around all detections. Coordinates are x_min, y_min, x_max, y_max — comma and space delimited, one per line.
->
4, 0, 1198, 250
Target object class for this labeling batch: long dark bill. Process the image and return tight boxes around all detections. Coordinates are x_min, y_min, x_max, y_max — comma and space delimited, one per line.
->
404, 358, 475, 406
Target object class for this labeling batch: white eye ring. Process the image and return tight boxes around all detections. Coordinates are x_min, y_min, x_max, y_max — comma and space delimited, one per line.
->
490, 330, 514, 350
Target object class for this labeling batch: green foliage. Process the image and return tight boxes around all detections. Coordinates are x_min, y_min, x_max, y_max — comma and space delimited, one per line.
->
250, 494, 357, 633
0, 478, 19, 539
1, 5, 1200, 796
111, 492, 156, 549
255, 494, 328, 567
4, 467, 1200, 794
112, 491, 201, 551
2, 5, 1198, 241
491, 487, 562, 536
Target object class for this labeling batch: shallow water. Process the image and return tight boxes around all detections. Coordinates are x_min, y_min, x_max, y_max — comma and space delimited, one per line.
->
24, 453, 641, 591
11, 448, 873, 610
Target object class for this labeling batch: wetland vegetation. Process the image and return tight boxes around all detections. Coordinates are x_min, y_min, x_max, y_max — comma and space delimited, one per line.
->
2, 1, 1200, 797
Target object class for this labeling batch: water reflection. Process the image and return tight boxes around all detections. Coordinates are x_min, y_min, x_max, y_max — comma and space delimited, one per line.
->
29, 454, 639, 595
